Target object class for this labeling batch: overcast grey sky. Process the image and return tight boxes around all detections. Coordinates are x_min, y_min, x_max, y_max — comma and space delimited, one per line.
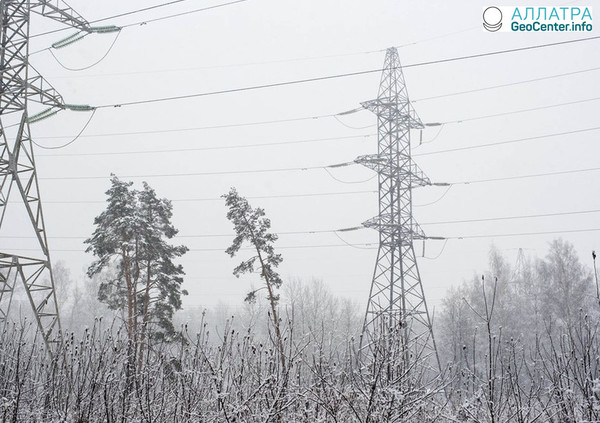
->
3, 0, 599, 313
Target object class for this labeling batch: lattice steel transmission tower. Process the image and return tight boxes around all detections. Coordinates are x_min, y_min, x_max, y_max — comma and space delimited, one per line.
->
357, 47, 441, 375
0, 0, 90, 353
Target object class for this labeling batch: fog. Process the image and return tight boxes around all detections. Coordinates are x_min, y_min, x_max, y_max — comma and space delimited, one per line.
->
1, 0, 599, 421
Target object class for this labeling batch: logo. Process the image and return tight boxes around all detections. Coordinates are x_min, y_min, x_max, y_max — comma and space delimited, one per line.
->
483, 6, 593, 33
483, 6, 503, 31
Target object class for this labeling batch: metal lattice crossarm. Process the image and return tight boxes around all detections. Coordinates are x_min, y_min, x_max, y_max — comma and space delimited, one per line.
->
27, 67, 65, 108
362, 215, 427, 243
33, 0, 89, 30
354, 154, 432, 186
360, 98, 424, 130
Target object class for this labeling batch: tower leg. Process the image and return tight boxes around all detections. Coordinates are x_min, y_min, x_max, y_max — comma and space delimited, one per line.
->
0, 256, 18, 328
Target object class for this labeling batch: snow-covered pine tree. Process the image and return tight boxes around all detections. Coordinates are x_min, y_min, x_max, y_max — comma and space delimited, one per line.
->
136, 182, 188, 370
223, 187, 286, 369
85, 176, 188, 371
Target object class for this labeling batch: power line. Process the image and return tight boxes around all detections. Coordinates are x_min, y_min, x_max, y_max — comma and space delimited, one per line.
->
422, 239, 449, 260
85, 36, 600, 109
28, 106, 360, 149
48, 31, 122, 72
323, 168, 377, 184
8, 226, 600, 251
414, 126, 600, 157
39, 165, 326, 180
119, 0, 249, 28
332, 231, 376, 250
417, 124, 445, 146
29, 1, 250, 58
413, 66, 600, 103
446, 227, 600, 240
32, 110, 98, 150
36, 112, 366, 146
33, 100, 600, 148
40, 32, 599, 80
333, 114, 375, 130
27, 43, 599, 148
4, 228, 342, 240
439, 96, 600, 125
420, 209, 600, 226
44, 134, 372, 157
94, 68, 387, 108
7, 208, 600, 239
455, 166, 600, 185
35, 121, 598, 163
41, 28, 480, 79
400, 35, 600, 70
395, 26, 477, 49
414, 185, 453, 207
23, 189, 377, 204
35, 133, 373, 155
6, 243, 378, 252
44, 48, 383, 78
36, 162, 600, 182
34, 112, 345, 142
91, 0, 197, 24
30, 0, 242, 39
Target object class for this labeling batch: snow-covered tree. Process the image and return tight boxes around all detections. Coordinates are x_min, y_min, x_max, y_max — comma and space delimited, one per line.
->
85, 176, 188, 370
223, 187, 286, 368
536, 238, 593, 330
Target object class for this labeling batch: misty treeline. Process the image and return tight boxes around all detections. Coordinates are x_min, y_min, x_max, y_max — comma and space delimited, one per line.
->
437, 239, 600, 422
1, 179, 599, 422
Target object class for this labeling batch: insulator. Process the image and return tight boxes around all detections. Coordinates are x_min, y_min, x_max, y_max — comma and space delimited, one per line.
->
328, 162, 352, 168
64, 104, 95, 112
338, 108, 361, 116
89, 25, 121, 33
52, 31, 88, 49
27, 108, 59, 124
337, 226, 361, 232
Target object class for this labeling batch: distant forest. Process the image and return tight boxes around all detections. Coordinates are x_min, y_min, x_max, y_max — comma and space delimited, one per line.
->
2, 237, 599, 422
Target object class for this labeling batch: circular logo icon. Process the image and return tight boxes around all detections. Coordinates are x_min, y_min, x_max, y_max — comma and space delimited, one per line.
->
483, 6, 503, 32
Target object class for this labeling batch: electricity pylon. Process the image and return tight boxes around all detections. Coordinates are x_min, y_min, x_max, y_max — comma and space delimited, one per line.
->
357, 47, 441, 377
511, 248, 526, 282
0, 0, 90, 353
